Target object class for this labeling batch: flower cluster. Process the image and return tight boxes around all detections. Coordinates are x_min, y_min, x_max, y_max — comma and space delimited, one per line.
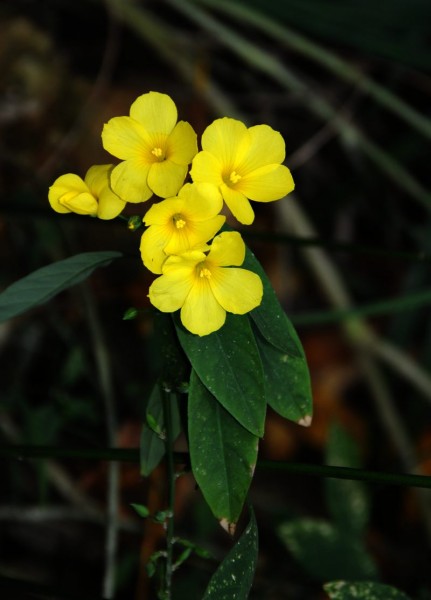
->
48, 91, 295, 335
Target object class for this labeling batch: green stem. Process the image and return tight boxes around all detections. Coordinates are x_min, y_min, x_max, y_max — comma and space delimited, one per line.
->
3, 444, 431, 490
292, 287, 431, 326
165, 0, 431, 211
195, 0, 431, 141
160, 385, 176, 599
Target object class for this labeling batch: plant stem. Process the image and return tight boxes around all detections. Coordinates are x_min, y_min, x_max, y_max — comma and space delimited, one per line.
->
80, 283, 120, 600
161, 385, 176, 599
4, 442, 431, 489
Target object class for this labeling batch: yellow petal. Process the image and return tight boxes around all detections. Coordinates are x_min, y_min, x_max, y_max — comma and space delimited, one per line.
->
163, 251, 207, 273
181, 280, 226, 336
49, 198, 71, 214
166, 121, 198, 165
220, 184, 255, 225
190, 151, 223, 187
140, 225, 172, 274
179, 182, 223, 218
237, 124, 285, 174
63, 192, 98, 215
207, 231, 245, 266
102, 116, 151, 160
201, 117, 249, 168
164, 215, 225, 255
210, 268, 263, 314
84, 164, 126, 219
48, 174, 88, 213
110, 160, 153, 203
97, 189, 126, 219
149, 260, 195, 312
147, 161, 187, 198
130, 91, 177, 135
143, 197, 183, 226
49, 173, 88, 195
84, 164, 111, 196
238, 164, 294, 202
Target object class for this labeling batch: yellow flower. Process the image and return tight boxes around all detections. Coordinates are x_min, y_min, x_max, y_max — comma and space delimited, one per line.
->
190, 117, 294, 225
48, 164, 126, 219
101, 91, 198, 203
140, 183, 225, 274
148, 231, 263, 336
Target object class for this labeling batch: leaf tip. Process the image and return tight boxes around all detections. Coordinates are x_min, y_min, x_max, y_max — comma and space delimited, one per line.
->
220, 518, 236, 536
298, 414, 312, 427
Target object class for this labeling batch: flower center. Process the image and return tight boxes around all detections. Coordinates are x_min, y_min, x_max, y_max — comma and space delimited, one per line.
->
229, 170, 242, 184
172, 213, 186, 229
198, 265, 212, 279
151, 147, 165, 160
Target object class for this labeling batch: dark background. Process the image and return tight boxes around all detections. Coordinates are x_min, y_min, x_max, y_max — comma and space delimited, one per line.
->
1, 0, 431, 598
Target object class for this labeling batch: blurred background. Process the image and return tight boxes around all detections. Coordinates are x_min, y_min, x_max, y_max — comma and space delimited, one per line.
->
1, 0, 431, 598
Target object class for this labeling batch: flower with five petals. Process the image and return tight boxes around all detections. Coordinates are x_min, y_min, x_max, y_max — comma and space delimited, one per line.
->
102, 91, 198, 203
148, 231, 263, 336
190, 117, 294, 225
140, 183, 225, 274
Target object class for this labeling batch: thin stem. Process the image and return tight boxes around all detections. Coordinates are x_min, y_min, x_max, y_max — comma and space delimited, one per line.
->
277, 196, 431, 537
3, 443, 431, 489
165, 0, 431, 211
37, 0, 120, 178
160, 386, 176, 599
196, 0, 431, 141
80, 283, 119, 600
292, 287, 431, 326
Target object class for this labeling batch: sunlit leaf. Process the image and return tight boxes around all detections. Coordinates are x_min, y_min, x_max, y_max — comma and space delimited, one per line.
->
188, 370, 259, 524
0, 251, 123, 322
203, 508, 258, 599
175, 313, 266, 437
324, 580, 411, 599
278, 518, 378, 582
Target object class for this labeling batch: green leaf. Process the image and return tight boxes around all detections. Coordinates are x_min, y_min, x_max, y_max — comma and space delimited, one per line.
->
175, 313, 266, 437
243, 216, 306, 360
203, 508, 258, 599
130, 503, 150, 518
123, 307, 139, 320
278, 518, 378, 582
325, 422, 370, 536
173, 547, 193, 570
324, 580, 411, 599
176, 537, 213, 559
0, 251, 123, 322
252, 323, 312, 425
188, 370, 259, 524
140, 383, 182, 477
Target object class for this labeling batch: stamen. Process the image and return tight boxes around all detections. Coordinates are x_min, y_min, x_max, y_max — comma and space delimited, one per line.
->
173, 214, 186, 229
151, 147, 163, 158
229, 170, 242, 184
199, 267, 212, 279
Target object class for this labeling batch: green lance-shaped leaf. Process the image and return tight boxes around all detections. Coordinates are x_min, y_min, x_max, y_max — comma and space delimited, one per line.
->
0, 251, 123, 322
252, 322, 312, 425
188, 369, 259, 525
140, 383, 181, 477
325, 422, 370, 537
243, 243, 305, 358
278, 518, 378, 582
324, 580, 411, 600
203, 507, 258, 599
174, 313, 266, 437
